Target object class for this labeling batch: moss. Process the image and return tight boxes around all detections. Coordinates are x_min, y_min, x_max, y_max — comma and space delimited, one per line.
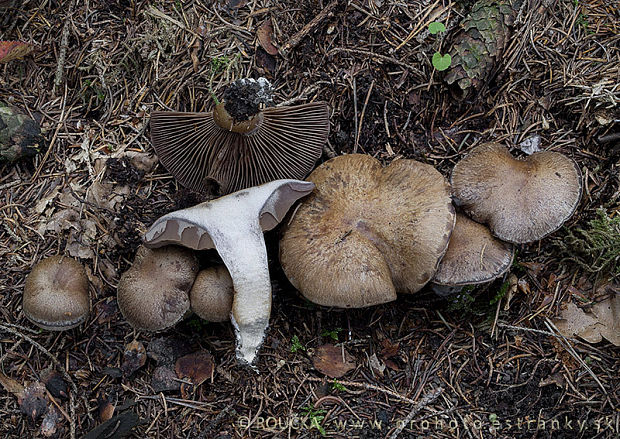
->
554, 209, 620, 280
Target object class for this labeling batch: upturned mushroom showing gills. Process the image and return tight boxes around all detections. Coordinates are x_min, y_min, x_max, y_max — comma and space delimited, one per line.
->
117, 245, 198, 332
279, 154, 455, 308
432, 213, 514, 293
23, 255, 90, 331
143, 179, 315, 366
150, 77, 329, 195
451, 142, 582, 244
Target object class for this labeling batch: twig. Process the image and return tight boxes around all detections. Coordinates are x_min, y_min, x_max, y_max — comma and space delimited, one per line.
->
543, 318, 607, 394
280, 0, 340, 56
388, 387, 444, 439
53, 0, 76, 95
306, 376, 415, 404
354, 79, 374, 153
328, 48, 423, 74
0, 324, 79, 439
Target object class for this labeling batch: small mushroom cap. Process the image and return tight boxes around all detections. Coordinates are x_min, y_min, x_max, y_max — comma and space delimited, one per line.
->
451, 143, 582, 243
190, 266, 234, 322
23, 255, 90, 331
150, 101, 329, 195
280, 154, 455, 308
117, 245, 198, 332
433, 213, 514, 286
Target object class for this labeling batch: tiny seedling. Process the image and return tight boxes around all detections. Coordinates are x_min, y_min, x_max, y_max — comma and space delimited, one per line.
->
489, 280, 510, 306
300, 404, 327, 436
321, 327, 342, 341
330, 379, 346, 392
428, 21, 446, 35
428, 21, 451, 71
290, 335, 306, 353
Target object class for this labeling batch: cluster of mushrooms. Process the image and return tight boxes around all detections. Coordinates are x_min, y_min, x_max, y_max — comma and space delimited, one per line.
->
22, 78, 582, 368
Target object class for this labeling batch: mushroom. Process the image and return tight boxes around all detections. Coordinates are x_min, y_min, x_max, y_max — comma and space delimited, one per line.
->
451, 142, 582, 243
431, 213, 514, 295
279, 154, 455, 308
143, 179, 315, 365
117, 245, 198, 331
150, 77, 329, 195
190, 266, 234, 323
23, 255, 90, 330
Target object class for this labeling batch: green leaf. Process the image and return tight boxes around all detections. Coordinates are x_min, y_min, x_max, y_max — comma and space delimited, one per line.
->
432, 52, 452, 71
428, 21, 446, 35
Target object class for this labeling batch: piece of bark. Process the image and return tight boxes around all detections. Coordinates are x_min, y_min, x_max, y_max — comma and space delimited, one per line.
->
0, 102, 45, 163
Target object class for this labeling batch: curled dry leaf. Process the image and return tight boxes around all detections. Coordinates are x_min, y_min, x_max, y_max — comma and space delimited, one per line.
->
553, 294, 619, 346
257, 19, 278, 55
313, 344, 356, 378
0, 41, 34, 63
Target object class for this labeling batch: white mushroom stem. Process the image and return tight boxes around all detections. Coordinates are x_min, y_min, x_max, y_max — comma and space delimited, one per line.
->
143, 180, 315, 366
207, 220, 271, 365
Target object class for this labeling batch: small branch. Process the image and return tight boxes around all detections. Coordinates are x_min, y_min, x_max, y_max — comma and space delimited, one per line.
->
280, 0, 341, 56
388, 387, 444, 439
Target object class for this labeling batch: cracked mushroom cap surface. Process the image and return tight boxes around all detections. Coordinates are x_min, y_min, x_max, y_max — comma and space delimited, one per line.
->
451, 143, 582, 243
190, 266, 234, 323
117, 245, 198, 332
279, 154, 455, 308
433, 213, 514, 286
23, 255, 90, 330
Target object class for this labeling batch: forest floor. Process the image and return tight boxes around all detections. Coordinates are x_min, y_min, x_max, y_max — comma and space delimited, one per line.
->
0, 1, 618, 438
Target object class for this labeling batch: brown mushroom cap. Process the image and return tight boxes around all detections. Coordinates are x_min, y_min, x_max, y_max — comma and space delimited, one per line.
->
150, 101, 329, 195
279, 154, 456, 308
117, 245, 198, 331
451, 142, 582, 244
23, 255, 90, 330
433, 213, 514, 286
190, 266, 234, 322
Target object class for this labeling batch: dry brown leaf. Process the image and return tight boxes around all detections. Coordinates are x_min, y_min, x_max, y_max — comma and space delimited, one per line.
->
380, 339, 399, 359
553, 294, 619, 346
313, 344, 356, 378
121, 340, 147, 377
0, 371, 24, 395
175, 350, 214, 386
0, 41, 34, 63
257, 19, 278, 55
368, 353, 385, 376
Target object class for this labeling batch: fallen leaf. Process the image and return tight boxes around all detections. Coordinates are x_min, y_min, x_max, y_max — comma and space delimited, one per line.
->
0, 41, 34, 63
175, 350, 214, 387
96, 392, 115, 422
256, 19, 278, 55
255, 47, 276, 75
380, 339, 399, 359
121, 340, 147, 377
0, 371, 24, 395
553, 294, 620, 346
313, 344, 355, 378
539, 372, 565, 389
